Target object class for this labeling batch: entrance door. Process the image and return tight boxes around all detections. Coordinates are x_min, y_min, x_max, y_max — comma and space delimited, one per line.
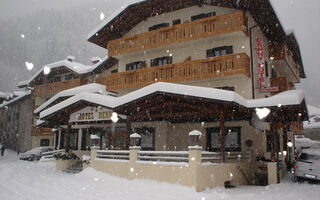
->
110, 131, 127, 150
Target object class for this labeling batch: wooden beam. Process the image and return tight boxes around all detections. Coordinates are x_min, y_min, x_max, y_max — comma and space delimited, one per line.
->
65, 123, 71, 153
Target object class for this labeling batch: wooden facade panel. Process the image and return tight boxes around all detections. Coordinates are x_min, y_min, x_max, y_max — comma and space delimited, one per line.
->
31, 126, 53, 136
269, 43, 300, 79
102, 53, 250, 91
32, 78, 87, 96
108, 11, 248, 57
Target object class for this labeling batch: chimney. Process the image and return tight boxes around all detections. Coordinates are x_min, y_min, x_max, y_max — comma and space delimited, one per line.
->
66, 55, 75, 62
91, 57, 101, 64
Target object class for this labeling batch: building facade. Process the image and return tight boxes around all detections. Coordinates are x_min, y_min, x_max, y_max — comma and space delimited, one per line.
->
0, 91, 33, 153
18, 0, 308, 190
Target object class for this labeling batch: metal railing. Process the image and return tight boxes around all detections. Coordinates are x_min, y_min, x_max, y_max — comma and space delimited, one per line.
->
96, 150, 130, 160
137, 151, 189, 163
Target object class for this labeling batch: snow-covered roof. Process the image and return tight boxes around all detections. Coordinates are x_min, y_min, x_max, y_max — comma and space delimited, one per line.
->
114, 82, 305, 109
40, 92, 117, 119
246, 90, 305, 108
18, 60, 94, 87
34, 83, 108, 114
0, 92, 7, 99
307, 105, 320, 117
87, 0, 145, 40
0, 90, 31, 108
189, 130, 202, 136
40, 82, 306, 122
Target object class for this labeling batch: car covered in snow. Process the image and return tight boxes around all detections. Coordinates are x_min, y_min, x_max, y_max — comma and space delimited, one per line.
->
293, 149, 320, 182
19, 147, 54, 161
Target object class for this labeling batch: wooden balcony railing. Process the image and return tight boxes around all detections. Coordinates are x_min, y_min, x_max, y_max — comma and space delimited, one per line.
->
32, 126, 53, 136
99, 53, 250, 91
108, 11, 248, 57
270, 76, 293, 95
269, 43, 300, 79
32, 78, 86, 96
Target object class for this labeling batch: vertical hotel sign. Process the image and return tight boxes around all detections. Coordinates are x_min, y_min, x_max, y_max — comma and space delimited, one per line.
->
257, 37, 266, 88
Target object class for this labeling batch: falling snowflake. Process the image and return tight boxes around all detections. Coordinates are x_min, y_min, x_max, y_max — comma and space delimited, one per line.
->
100, 12, 105, 21
21, 34, 25, 38
25, 62, 34, 71
255, 108, 270, 119
43, 66, 51, 75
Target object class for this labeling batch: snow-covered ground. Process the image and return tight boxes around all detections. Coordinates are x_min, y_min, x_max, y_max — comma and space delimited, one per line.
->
0, 150, 319, 200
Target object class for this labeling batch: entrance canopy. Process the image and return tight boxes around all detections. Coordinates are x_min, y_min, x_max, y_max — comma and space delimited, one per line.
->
38, 82, 308, 127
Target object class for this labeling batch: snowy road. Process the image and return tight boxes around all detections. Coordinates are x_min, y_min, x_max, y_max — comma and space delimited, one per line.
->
0, 151, 319, 200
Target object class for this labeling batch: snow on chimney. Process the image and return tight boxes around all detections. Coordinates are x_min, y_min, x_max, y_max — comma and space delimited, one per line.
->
67, 55, 75, 62
91, 57, 101, 64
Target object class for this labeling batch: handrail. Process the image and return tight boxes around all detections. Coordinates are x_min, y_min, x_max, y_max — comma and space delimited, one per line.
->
108, 11, 248, 56
105, 53, 250, 90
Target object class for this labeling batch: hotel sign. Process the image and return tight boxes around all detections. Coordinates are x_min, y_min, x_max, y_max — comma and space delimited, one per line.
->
69, 106, 113, 123
257, 37, 266, 88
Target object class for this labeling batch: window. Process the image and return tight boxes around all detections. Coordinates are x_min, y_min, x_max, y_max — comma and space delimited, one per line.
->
149, 23, 169, 31
191, 12, 216, 21
172, 19, 181, 25
111, 69, 118, 73
126, 61, 146, 71
135, 127, 155, 150
65, 73, 76, 80
40, 139, 49, 147
48, 76, 61, 83
151, 56, 172, 67
207, 46, 233, 58
206, 127, 241, 152
61, 129, 79, 150
265, 61, 269, 77
271, 68, 277, 78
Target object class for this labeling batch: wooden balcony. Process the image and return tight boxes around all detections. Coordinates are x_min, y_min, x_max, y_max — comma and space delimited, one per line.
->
269, 43, 300, 83
32, 126, 53, 136
108, 11, 248, 57
98, 53, 250, 91
270, 76, 294, 95
32, 78, 87, 96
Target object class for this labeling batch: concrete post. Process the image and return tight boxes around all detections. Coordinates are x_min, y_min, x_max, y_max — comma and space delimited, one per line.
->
129, 133, 141, 180
267, 162, 277, 184
90, 146, 99, 161
188, 130, 203, 191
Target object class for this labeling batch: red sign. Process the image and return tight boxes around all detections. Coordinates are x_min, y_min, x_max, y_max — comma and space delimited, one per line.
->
257, 38, 266, 88
259, 87, 279, 93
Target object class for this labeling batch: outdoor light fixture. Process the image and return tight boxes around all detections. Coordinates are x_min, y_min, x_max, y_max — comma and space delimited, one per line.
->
43, 66, 51, 75
255, 108, 270, 119
283, 151, 287, 156
111, 112, 119, 123
287, 141, 293, 147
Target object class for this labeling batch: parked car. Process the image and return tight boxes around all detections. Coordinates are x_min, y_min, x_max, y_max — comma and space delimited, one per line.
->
20, 147, 53, 161
293, 149, 320, 182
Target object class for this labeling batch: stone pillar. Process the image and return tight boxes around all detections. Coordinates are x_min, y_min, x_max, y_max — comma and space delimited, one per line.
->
129, 133, 141, 180
90, 146, 99, 161
188, 130, 202, 192
267, 162, 277, 184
